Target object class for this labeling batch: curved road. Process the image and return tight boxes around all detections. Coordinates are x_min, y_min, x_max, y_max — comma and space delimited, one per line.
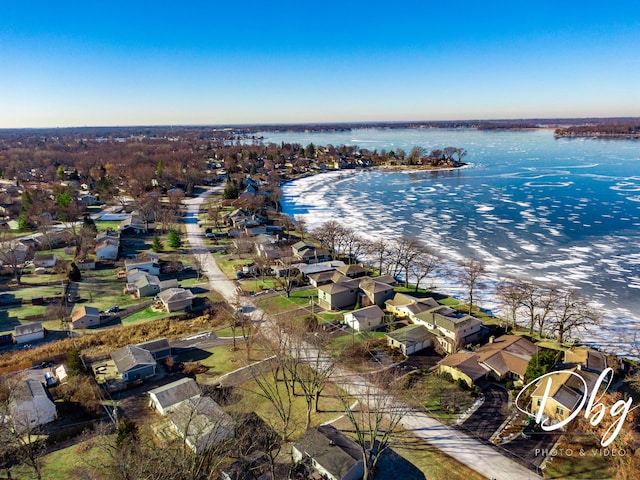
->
182, 188, 541, 480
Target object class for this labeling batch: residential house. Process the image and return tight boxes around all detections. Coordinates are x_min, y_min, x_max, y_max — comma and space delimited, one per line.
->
137, 337, 172, 361
10, 379, 57, 429
359, 278, 395, 308
167, 396, 235, 453
131, 274, 178, 298
14, 322, 45, 344
317, 281, 359, 310
125, 268, 147, 283
148, 377, 201, 415
124, 257, 160, 275
70, 306, 101, 330
335, 264, 368, 279
157, 288, 195, 312
437, 335, 538, 387
79, 193, 98, 206
414, 306, 484, 354
220, 450, 270, 480
344, 305, 386, 332
76, 256, 96, 270
297, 260, 345, 279
564, 346, 608, 373
253, 234, 280, 259
119, 212, 155, 235
95, 237, 120, 260
530, 366, 603, 423
386, 324, 433, 356
33, 253, 57, 268
308, 270, 335, 288
385, 293, 440, 322
292, 241, 331, 264
292, 425, 364, 480
111, 345, 157, 382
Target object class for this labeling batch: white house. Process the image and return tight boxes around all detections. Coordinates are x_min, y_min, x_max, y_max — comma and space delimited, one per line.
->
10, 379, 57, 429
343, 305, 385, 332
14, 322, 45, 344
95, 237, 120, 260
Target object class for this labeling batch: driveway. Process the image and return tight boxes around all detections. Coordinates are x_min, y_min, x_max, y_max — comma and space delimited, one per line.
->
459, 383, 509, 441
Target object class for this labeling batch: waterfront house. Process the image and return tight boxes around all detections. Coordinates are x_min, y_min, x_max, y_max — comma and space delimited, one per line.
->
437, 335, 537, 387
359, 278, 395, 308
317, 281, 359, 310
414, 306, 484, 354
385, 293, 440, 322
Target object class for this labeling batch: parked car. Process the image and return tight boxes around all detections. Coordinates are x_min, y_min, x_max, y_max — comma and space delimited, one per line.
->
106, 306, 120, 313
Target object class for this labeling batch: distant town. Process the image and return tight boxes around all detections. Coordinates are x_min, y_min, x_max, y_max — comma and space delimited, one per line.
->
1, 122, 639, 480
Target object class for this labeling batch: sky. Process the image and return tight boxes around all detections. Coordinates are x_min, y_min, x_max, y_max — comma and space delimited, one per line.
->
1, 1, 639, 128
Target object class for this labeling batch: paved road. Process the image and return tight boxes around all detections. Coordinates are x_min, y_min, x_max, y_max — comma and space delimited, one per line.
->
181, 188, 542, 480
460, 384, 509, 441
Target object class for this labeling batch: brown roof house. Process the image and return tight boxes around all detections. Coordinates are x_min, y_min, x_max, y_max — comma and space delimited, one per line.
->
292, 425, 364, 480
157, 288, 195, 312
343, 305, 386, 332
70, 306, 101, 330
358, 278, 395, 308
385, 293, 440, 322
437, 335, 537, 387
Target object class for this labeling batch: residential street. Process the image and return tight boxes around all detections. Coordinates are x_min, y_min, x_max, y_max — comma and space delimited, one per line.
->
182, 188, 542, 480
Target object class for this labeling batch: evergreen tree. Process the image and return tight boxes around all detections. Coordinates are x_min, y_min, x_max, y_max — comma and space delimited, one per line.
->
167, 230, 182, 249
68, 262, 82, 282
151, 235, 164, 252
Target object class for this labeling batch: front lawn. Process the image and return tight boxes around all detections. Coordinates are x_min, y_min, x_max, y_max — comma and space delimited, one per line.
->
401, 370, 478, 425
255, 288, 316, 314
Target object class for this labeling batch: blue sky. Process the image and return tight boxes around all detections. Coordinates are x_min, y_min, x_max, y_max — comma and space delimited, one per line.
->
1, 1, 639, 128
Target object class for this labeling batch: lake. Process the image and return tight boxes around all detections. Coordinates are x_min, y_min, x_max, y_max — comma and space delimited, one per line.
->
260, 128, 640, 353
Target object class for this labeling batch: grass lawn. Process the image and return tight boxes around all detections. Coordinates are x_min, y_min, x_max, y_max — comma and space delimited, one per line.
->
401, 371, 477, 425
121, 307, 172, 324
95, 220, 122, 232
9, 437, 107, 480
542, 435, 612, 479
237, 277, 277, 293
217, 257, 254, 279
327, 330, 386, 354
256, 288, 316, 314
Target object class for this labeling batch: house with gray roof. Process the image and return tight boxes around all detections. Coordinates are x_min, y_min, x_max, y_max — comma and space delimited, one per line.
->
157, 288, 195, 312
292, 425, 364, 480
136, 337, 171, 360
148, 377, 201, 415
111, 345, 157, 382
167, 396, 234, 453
386, 324, 433, 356
343, 305, 385, 332
10, 379, 57, 429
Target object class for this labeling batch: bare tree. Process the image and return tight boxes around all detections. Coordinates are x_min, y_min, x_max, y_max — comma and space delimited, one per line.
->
458, 258, 486, 314
409, 248, 440, 292
338, 372, 408, 480
550, 288, 602, 344
313, 220, 345, 260
293, 215, 307, 240
367, 237, 389, 275
495, 277, 527, 331
0, 233, 33, 284
392, 236, 428, 288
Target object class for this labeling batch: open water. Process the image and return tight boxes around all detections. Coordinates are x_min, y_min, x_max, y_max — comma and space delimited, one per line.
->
260, 128, 640, 353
